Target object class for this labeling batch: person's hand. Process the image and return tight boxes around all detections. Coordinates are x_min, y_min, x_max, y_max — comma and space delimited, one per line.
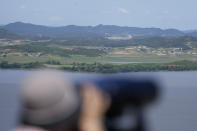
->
79, 83, 110, 131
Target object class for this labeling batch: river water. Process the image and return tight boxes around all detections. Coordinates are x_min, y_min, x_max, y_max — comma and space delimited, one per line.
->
0, 70, 197, 131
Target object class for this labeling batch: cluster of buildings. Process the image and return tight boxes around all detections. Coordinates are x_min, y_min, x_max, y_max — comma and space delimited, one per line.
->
125, 46, 197, 56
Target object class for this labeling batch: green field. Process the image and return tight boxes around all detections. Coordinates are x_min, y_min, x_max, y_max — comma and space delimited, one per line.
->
1, 40, 197, 72
1, 53, 197, 65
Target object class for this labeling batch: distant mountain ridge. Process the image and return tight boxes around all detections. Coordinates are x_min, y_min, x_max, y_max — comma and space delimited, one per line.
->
188, 31, 197, 37
0, 22, 188, 39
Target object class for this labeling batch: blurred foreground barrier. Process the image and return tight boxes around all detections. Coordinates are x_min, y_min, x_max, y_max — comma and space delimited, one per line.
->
0, 71, 159, 131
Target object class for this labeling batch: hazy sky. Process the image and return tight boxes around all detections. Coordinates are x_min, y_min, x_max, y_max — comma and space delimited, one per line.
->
0, 0, 197, 30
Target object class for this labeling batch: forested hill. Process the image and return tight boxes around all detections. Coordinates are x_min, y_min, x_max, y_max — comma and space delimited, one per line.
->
1, 22, 197, 49
189, 31, 197, 37
0, 29, 20, 39
0, 22, 185, 38
54, 36, 197, 49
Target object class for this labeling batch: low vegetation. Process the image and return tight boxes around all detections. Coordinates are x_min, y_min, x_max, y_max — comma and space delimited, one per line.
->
1, 60, 197, 73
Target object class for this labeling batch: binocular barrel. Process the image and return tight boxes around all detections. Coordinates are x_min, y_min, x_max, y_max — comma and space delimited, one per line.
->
78, 74, 159, 106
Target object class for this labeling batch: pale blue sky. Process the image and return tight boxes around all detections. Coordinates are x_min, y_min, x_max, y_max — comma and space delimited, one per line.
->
0, 0, 197, 30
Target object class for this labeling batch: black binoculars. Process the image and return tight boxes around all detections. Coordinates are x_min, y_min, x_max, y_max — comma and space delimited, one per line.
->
76, 74, 159, 131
